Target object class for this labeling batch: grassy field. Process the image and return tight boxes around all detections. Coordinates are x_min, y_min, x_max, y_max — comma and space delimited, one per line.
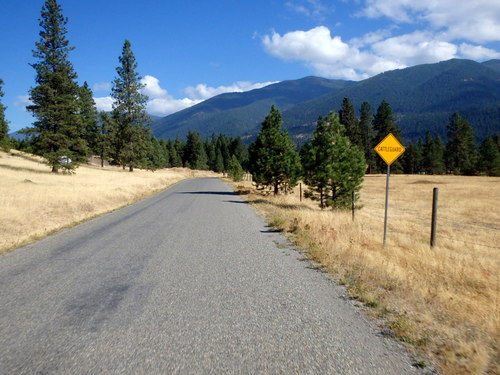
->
0, 149, 217, 253
233, 174, 499, 375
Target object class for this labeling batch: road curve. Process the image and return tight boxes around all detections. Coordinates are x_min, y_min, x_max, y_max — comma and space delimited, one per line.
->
0, 178, 424, 374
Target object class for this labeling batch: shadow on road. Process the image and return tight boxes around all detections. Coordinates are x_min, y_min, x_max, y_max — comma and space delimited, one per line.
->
178, 191, 239, 196
223, 200, 248, 204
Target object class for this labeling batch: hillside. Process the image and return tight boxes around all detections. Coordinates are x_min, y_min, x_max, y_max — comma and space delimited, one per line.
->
150, 77, 352, 140
482, 59, 500, 73
283, 59, 500, 142
151, 59, 500, 143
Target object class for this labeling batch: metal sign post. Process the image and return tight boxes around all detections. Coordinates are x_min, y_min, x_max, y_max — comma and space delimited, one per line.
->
383, 164, 390, 248
374, 133, 405, 249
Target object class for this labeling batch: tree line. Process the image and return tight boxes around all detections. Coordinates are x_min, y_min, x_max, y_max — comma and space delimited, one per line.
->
247, 104, 365, 209
334, 97, 499, 177
245, 98, 499, 210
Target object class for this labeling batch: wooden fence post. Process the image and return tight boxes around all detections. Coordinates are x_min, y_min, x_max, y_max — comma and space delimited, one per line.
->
430, 187, 439, 248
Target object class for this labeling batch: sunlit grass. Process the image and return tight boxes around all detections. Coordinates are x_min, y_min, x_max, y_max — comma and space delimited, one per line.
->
0, 149, 217, 253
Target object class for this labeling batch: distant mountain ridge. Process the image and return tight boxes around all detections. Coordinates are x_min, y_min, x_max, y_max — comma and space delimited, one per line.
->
150, 59, 500, 142
283, 59, 500, 141
150, 77, 353, 140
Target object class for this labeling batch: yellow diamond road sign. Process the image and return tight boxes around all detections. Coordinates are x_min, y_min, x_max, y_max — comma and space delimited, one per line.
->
374, 133, 405, 165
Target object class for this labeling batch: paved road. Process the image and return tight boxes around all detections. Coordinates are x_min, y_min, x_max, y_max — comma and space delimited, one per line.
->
0, 178, 424, 374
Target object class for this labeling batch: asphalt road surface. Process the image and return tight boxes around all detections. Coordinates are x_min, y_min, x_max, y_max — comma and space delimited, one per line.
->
0, 178, 426, 374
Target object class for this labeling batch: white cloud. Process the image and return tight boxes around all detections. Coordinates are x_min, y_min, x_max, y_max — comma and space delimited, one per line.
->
140, 76, 196, 116
459, 44, 500, 60
93, 96, 114, 112
183, 81, 277, 101
92, 82, 111, 92
140, 75, 168, 99
263, 26, 405, 80
349, 27, 395, 48
371, 31, 458, 66
263, 27, 350, 64
360, 0, 500, 44
138, 75, 200, 116
147, 97, 200, 116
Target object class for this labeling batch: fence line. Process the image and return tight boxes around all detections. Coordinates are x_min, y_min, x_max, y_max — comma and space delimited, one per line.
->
437, 235, 500, 250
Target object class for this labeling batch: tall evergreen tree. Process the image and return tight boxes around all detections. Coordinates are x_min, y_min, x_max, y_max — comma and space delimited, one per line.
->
303, 112, 365, 209
373, 100, 403, 173
78, 81, 98, 156
174, 137, 185, 166
0, 79, 10, 151
358, 101, 376, 173
146, 136, 167, 170
445, 112, 477, 175
95, 112, 112, 167
216, 134, 231, 171
204, 138, 216, 170
402, 141, 423, 174
339, 97, 361, 146
214, 149, 225, 173
27, 0, 87, 172
477, 134, 500, 176
230, 137, 249, 170
159, 138, 171, 168
227, 155, 244, 182
110, 40, 151, 171
167, 139, 182, 167
184, 130, 208, 170
422, 131, 446, 174
248, 105, 301, 195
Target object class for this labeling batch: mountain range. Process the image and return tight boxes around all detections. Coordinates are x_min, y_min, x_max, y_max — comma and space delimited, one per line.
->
151, 59, 500, 143
151, 77, 352, 141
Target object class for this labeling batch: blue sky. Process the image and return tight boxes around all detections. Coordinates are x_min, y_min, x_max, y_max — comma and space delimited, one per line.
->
1, 0, 499, 132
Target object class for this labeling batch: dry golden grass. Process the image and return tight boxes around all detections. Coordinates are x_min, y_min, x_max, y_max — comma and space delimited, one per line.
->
232, 174, 500, 375
0, 149, 218, 253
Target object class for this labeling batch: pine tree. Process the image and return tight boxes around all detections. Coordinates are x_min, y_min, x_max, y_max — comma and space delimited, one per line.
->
228, 155, 244, 181
0, 79, 10, 151
230, 137, 249, 170
445, 112, 477, 175
205, 138, 216, 170
477, 134, 500, 176
402, 141, 423, 174
373, 100, 402, 173
146, 136, 166, 170
422, 131, 446, 174
110, 40, 151, 171
159, 138, 171, 168
174, 137, 185, 166
184, 131, 208, 170
78, 82, 98, 156
95, 112, 112, 167
358, 101, 376, 173
248, 105, 301, 195
27, 0, 87, 172
216, 134, 231, 171
214, 149, 225, 173
167, 139, 182, 167
303, 112, 365, 209
339, 97, 361, 146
